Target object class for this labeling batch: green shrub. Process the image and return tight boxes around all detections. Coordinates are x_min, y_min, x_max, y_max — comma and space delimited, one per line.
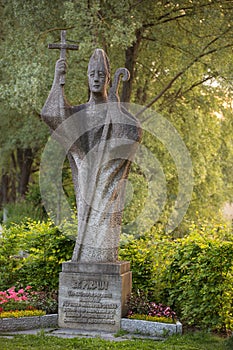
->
0, 220, 75, 291
119, 235, 157, 293
119, 230, 174, 299
2, 201, 46, 227
0, 224, 25, 289
1, 182, 48, 227
162, 221, 233, 331
1, 214, 232, 331
120, 220, 233, 332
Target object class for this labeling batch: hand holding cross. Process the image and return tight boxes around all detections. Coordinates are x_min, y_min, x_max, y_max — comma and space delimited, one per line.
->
48, 30, 78, 85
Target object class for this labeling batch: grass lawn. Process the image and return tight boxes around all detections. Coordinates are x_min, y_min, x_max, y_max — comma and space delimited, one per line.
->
0, 331, 232, 350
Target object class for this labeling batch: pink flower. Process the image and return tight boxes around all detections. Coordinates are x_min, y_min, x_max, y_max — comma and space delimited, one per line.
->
25, 286, 32, 290
0, 291, 7, 296
18, 289, 24, 294
13, 296, 21, 301
0, 292, 7, 303
8, 293, 18, 300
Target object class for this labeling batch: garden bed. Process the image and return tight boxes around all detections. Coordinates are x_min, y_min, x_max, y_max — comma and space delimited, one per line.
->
0, 314, 58, 332
0, 313, 182, 338
121, 318, 182, 337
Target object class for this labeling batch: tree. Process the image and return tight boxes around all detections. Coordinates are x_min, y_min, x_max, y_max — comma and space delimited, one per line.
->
0, 0, 63, 203
1, 0, 233, 233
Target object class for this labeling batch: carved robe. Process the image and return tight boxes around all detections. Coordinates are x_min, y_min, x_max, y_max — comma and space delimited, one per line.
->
42, 99, 141, 262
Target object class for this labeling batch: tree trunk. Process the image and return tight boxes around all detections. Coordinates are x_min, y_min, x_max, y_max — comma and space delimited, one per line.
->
0, 172, 9, 207
121, 29, 143, 103
17, 148, 34, 198
0, 148, 35, 208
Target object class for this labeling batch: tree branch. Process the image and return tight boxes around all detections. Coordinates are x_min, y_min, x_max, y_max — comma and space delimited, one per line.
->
137, 29, 233, 120
136, 71, 183, 119
142, 36, 194, 56
181, 76, 213, 95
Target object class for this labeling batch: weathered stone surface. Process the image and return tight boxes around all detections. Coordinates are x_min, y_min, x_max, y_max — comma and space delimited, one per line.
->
121, 318, 182, 337
62, 261, 130, 275
41, 35, 140, 331
0, 315, 182, 340
0, 314, 58, 332
41, 41, 141, 263
58, 261, 132, 332
40, 314, 59, 329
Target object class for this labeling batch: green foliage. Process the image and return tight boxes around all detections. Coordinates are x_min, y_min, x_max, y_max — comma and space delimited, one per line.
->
122, 165, 148, 231
0, 224, 25, 289
0, 0, 233, 235
3, 217, 232, 331
120, 219, 233, 332
225, 335, 233, 350
119, 234, 157, 293
28, 290, 58, 314
2, 201, 45, 228
0, 220, 75, 291
119, 229, 173, 298
162, 220, 233, 331
1, 0, 233, 232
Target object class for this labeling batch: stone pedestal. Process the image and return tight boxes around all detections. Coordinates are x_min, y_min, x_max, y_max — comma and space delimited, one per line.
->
58, 261, 132, 332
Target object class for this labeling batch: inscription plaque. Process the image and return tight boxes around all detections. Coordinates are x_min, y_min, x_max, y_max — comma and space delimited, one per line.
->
58, 261, 132, 331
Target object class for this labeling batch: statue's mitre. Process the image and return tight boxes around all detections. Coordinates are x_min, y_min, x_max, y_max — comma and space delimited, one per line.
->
88, 48, 110, 77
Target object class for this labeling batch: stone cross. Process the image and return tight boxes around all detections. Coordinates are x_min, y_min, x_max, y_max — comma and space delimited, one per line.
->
48, 30, 78, 85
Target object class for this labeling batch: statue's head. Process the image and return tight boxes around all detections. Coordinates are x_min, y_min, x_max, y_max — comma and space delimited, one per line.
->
87, 49, 110, 97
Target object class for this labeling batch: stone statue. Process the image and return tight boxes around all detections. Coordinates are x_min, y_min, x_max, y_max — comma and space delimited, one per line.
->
41, 36, 141, 263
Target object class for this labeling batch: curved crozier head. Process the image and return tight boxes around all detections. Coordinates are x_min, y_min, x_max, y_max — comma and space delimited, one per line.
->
87, 49, 110, 97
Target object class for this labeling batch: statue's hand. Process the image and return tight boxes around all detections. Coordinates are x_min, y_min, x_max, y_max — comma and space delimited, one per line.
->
54, 58, 67, 84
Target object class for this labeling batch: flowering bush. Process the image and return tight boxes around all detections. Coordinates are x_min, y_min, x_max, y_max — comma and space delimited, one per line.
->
127, 291, 177, 322
0, 286, 48, 318
0, 286, 33, 312
28, 290, 58, 314
0, 286, 58, 315
147, 302, 176, 319
126, 291, 149, 315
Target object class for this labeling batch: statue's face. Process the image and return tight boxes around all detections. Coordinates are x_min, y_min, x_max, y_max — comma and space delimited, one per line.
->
88, 64, 109, 95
